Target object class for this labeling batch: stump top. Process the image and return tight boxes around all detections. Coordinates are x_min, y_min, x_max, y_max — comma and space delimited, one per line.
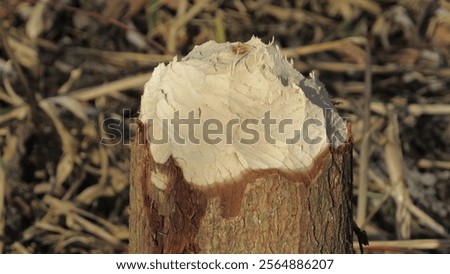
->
140, 37, 347, 186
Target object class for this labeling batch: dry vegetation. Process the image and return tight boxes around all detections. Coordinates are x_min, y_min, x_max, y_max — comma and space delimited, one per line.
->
0, 0, 450, 254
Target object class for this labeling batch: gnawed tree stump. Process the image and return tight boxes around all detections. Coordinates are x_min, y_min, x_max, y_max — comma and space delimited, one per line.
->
129, 37, 353, 253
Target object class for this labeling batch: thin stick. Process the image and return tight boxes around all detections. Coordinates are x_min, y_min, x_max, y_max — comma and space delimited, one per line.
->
167, 0, 210, 53
408, 104, 450, 116
66, 72, 151, 101
368, 169, 449, 237
354, 239, 450, 250
0, 164, 5, 253
385, 104, 411, 239
68, 48, 173, 66
1, 73, 151, 126
356, 37, 372, 227
293, 61, 450, 77
281, 36, 367, 57
417, 159, 450, 169
0, 26, 38, 116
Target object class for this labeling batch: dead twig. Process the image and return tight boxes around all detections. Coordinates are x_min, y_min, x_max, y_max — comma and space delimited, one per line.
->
167, 0, 210, 53
0, 25, 38, 118
417, 159, 450, 169
66, 72, 151, 101
356, 36, 371, 227
68, 48, 173, 67
354, 239, 450, 251
368, 169, 449, 237
0, 163, 5, 253
281, 36, 367, 57
385, 104, 411, 239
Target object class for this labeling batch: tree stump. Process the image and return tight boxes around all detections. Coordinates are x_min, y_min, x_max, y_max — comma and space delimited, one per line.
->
129, 37, 353, 253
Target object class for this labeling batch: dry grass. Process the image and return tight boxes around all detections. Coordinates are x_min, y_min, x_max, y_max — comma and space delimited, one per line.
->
0, 0, 450, 253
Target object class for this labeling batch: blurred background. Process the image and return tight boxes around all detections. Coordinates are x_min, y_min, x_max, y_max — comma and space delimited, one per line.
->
0, 0, 449, 253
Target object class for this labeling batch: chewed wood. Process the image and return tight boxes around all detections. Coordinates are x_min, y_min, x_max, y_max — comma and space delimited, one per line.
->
139, 37, 348, 187
231, 42, 251, 55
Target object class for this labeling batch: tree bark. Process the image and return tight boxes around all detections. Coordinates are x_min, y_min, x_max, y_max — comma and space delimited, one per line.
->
129, 127, 353, 253
129, 37, 353, 253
